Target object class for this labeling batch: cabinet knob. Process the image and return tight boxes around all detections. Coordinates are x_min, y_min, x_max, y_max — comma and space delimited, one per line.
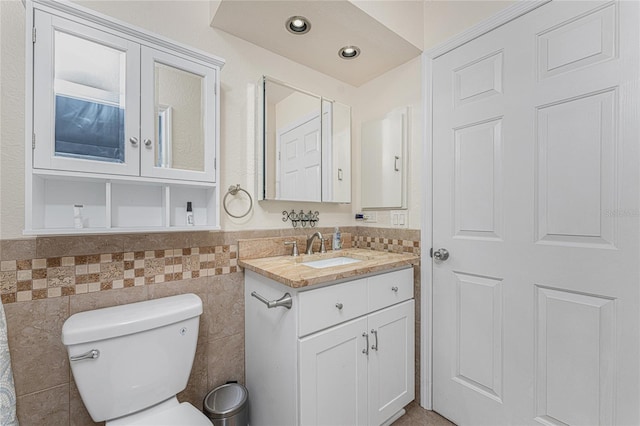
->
129, 137, 139, 146
335, 302, 343, 310
391, 286, 399, 292
144, 138, 152, 147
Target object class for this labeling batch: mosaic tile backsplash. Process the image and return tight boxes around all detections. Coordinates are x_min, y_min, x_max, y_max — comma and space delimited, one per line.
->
0, 245, 238, 304
354, 235, 421, 255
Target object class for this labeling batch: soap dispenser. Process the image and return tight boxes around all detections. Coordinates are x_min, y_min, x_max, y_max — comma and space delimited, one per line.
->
332, 227, 342, 250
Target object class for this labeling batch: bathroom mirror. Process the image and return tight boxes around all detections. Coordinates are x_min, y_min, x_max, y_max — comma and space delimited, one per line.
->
361, 107, 408, 209
257, 76, 352, 203
52, 29, 127, 164
152, 61, 205, 172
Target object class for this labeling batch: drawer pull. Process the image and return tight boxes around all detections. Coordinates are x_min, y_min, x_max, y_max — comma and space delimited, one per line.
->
251, 291, 293, 310
371, 329, 378, 351
391, 286, 399, 292
362, 332, 369, 355
335, 302, 343, 310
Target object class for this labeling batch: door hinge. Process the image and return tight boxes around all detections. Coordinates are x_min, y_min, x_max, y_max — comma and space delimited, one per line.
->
429, 247, 433, 258
32, 28, 36, 43
32, 133, 36, 149
214, 158, 216, 171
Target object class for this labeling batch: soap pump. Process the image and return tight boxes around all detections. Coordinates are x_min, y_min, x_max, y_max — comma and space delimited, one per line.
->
332, 227, 342, 250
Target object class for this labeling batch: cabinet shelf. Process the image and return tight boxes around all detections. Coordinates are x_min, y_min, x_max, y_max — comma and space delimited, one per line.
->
24, 225, 220, 236
25, 175, 219, 235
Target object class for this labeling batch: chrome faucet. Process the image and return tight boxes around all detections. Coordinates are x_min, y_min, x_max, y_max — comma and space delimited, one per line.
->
306, 232, 323, 255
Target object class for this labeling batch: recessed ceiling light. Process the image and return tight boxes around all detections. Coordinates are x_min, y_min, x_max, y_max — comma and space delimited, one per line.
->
338, 46, 361, 60
286, 16, 311, 35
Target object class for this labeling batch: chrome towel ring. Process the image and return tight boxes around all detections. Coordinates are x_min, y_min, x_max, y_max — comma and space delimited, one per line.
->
223, 184, 253, 218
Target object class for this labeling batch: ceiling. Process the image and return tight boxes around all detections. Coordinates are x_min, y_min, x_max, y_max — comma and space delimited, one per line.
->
210, 0, 423, 87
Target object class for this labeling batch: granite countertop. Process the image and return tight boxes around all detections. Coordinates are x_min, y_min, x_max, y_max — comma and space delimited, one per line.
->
238, 248, 419, 289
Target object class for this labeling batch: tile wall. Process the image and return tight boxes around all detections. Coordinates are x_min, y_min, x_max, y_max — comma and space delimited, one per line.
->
0, 246, 238, 304
1, 226, 421, 426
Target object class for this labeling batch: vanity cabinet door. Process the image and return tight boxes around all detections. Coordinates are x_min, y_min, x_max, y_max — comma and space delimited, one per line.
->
367, 300, 415, 425
299, 316, 368, 426
140, 48, 217, 182
33, 11, 141, 176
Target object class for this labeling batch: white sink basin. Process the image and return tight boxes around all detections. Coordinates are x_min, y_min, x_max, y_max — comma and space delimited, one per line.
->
302, 256, 362, 269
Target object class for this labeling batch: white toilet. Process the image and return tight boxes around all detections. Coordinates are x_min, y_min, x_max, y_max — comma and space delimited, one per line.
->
62, 293, 212, 425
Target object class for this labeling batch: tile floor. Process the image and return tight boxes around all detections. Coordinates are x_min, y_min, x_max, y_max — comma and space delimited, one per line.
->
393, 401, 456, 425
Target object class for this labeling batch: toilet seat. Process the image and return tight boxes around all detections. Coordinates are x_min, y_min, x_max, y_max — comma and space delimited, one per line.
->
107, 398, 212, 426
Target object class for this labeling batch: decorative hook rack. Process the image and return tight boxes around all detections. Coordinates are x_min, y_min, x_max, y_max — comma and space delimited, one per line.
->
282, 210, 320, 228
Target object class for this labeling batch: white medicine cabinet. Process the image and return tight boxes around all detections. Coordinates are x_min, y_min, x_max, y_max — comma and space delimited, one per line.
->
25, 0, 225, 235
361, 107, 408, 209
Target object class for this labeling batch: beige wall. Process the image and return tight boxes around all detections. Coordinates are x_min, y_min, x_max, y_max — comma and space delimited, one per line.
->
0, 1, 26, 240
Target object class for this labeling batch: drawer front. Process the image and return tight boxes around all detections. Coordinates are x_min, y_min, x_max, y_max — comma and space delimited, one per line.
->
368, 267, 414, 312
298, 278, 368, 337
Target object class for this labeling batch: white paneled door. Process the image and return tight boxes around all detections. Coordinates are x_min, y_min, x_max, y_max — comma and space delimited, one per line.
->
278, 114, 322, 202
432, 1, 639, 425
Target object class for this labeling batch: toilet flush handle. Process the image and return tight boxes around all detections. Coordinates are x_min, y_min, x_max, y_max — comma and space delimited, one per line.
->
70, 349, 100, 362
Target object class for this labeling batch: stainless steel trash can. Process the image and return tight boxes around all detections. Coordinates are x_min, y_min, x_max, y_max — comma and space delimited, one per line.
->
203, 383, 249, 426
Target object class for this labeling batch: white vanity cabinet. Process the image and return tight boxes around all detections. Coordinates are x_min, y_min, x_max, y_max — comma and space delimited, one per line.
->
245, 267, 415, 426
25, 0, 224, 234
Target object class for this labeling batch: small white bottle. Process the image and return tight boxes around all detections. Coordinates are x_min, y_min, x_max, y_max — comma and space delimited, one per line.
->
186, 201, 195, 226
333, 226, 341, 250
73, 204, 84, 229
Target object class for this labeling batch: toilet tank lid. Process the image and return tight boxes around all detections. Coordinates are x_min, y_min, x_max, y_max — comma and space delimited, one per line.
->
62, 293, 203, 345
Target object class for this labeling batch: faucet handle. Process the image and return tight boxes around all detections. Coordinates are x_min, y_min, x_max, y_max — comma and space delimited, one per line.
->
319, 238, 327, 254
284, 241, 299, 257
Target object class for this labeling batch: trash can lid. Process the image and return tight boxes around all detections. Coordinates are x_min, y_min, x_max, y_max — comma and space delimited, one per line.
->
204, 383, 248, 418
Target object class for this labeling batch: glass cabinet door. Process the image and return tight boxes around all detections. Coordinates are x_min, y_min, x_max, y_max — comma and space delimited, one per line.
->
33, 11, 141, 176
140, 48, 217, 182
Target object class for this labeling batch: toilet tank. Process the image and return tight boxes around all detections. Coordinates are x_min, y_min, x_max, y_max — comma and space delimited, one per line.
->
62, 294, 203, 422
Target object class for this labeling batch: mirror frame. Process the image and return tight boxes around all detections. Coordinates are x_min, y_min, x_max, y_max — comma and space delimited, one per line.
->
256, 76, 352, 204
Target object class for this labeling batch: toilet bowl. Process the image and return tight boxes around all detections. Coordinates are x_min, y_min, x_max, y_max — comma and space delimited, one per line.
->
62, 293, 211, 425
